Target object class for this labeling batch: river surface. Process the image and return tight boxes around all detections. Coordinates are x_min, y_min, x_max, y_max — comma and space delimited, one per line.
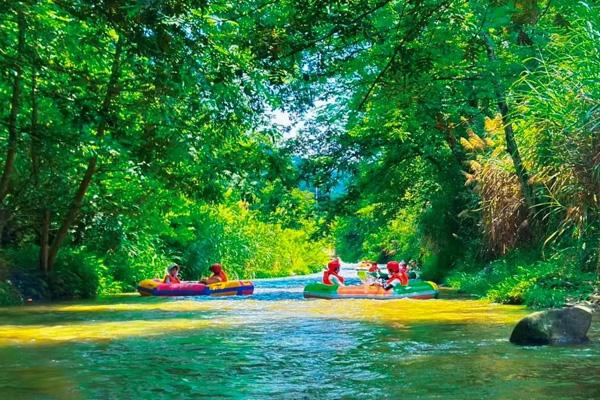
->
0, 266, 599, 399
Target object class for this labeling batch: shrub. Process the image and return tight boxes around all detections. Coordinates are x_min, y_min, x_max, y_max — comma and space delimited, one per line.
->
184, 202, 329, 279
1, 246, 101, 300
447, 249, 598, 308
4, 245, 50, 300
102, 238, 171, 293
47, 248, 101, 300
0, 281, 23, 306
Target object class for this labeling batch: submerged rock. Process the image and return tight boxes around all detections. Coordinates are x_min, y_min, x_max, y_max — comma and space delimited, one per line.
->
510, 305, 592, 345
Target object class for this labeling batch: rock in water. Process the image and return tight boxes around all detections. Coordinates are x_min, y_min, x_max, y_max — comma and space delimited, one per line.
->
510, 305, 593, 345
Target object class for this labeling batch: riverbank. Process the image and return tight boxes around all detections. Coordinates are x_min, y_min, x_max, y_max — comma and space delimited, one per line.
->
445, 250, 599, 309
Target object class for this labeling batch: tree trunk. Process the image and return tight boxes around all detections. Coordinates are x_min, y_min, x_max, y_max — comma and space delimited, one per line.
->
31, 67, 50, 272
482, 33, 536, 211
47, 36, 124, 269
0, 9, 26, 204
0, 209, 8, 245
30, 66, 40, 186
40, 209, 50, 274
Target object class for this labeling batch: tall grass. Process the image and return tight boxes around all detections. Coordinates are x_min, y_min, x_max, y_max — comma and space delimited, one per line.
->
460, 117, 530, 257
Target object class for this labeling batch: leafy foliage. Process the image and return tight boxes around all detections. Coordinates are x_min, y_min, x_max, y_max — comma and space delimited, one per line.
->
0, 282, 22, 306
183, 199, 328, 280
47, 249, 100, 300
447, 249, 597, 308
0, 0, 598, 307
0, 0, 330, 300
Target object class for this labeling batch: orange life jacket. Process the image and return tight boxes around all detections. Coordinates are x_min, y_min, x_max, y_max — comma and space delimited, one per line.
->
163, 274, 181, 284
208, 264, 228, 283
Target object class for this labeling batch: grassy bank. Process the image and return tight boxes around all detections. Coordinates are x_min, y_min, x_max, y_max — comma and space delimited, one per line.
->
446, 250, 599, 309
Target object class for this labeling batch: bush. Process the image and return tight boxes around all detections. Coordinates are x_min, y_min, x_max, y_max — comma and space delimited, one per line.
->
447, 249, 598, 308
1, 196, 330, 299
2, 245, 100, 301
183, 202, 329, 279
0, 281, 23, 306
4, 245, 50, 300
47, 248, 101, 300
101, 237, 171, 293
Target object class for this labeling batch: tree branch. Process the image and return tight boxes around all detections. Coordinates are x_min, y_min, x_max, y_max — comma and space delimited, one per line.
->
356, 0, 452, 110
47, 35, 124, 269
0, 9, 26, 204
280, 0, 397, 60
481, 32, 536, 211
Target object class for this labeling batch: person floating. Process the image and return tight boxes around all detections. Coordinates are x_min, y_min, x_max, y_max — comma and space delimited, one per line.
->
368, 262, 379, 273
381, 260, 409, 290
323, 259, 345, 286
366, 261, 383, 285
408, 259, 421, 279
200, 263, 228, 285
400, 260, 409, 275
163, 264, 181, 284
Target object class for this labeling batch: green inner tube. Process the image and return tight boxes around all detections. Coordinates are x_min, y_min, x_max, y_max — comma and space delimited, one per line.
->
304, 281, 438, 298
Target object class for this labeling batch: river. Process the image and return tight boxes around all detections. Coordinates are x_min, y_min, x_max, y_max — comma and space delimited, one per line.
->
0, 266, 598, 399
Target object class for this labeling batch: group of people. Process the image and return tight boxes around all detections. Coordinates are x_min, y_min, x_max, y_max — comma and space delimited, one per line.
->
163, 263, 228, 284
162, 258, 418, 291
323, 258, 418, 290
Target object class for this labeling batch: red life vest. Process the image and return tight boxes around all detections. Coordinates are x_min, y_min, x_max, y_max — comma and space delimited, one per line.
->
386, 271, 408, 286
208, 264, 228, 282
323, 271, 345, 285
214, 270, 228, 282
163, 274, 181, 284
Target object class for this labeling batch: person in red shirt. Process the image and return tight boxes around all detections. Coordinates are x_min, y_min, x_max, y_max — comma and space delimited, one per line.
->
366, 261, 383, 285
323, 259, 345, 286
400, 260, 409, 275
368, 262, 379, 273
382, 260, 408, 290
163, 264, 181, 284
201, 263, 228, 284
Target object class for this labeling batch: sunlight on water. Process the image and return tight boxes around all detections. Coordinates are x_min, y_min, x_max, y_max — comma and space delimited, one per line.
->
0, 277, 598, 399
0, 318, 234, 346
0, 298, 525, 346
12, 299, 236, 314
266, 299, 527, 325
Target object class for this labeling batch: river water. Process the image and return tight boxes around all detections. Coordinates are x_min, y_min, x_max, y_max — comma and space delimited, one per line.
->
0, 267, 598, 399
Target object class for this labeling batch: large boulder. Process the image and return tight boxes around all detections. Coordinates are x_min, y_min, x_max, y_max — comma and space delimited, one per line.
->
510, 305, 593, 345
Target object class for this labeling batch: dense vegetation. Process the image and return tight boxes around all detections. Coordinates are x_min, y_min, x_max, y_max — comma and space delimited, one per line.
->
1, 0, 598, 307
281, 0, 599, 307
0, 0, 330, 303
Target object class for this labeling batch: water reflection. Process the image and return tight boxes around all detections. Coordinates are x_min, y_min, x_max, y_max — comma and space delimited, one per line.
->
0, 270, 598, 399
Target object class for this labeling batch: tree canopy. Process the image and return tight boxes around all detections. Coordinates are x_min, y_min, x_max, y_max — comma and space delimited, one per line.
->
0, 0, 598, 307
